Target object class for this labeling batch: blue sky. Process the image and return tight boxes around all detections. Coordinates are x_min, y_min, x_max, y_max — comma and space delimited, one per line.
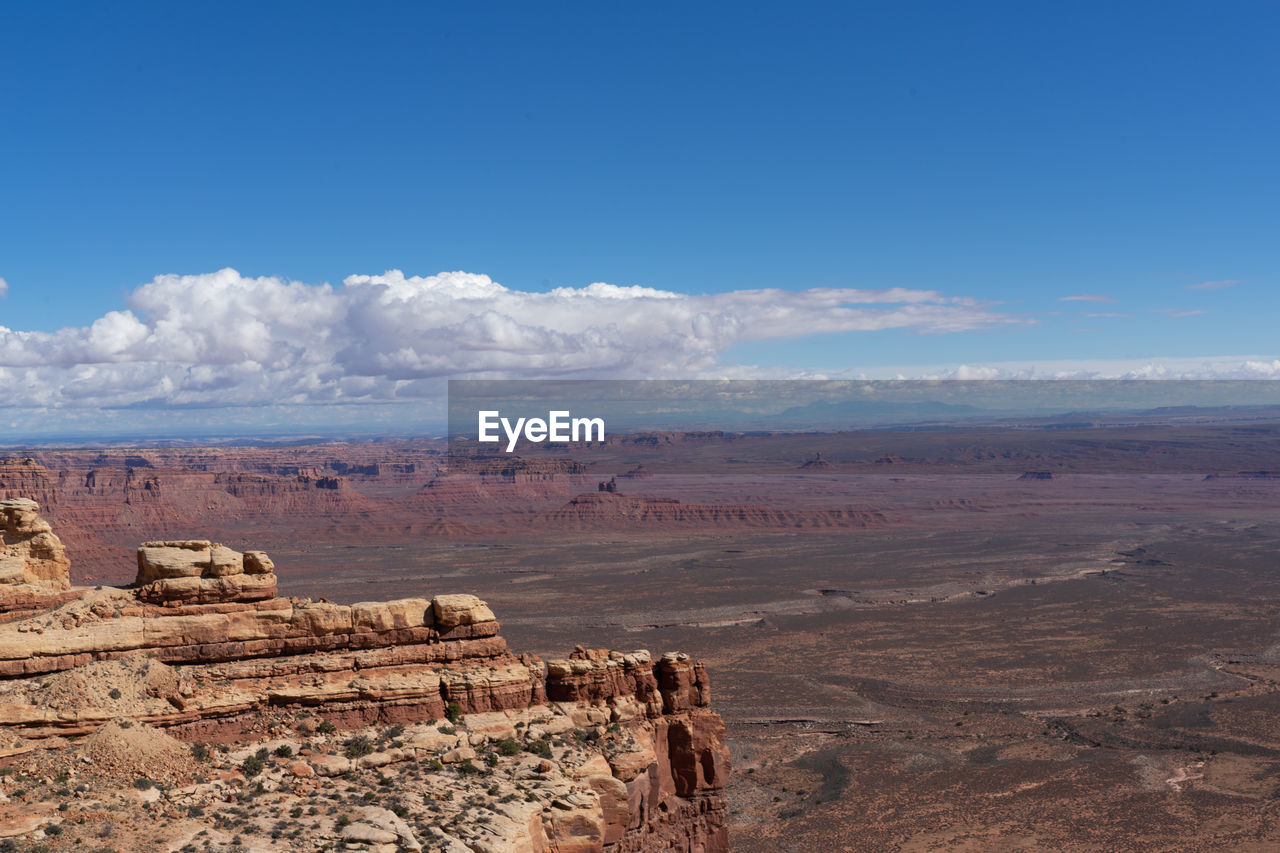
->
1, 2, 1278, 435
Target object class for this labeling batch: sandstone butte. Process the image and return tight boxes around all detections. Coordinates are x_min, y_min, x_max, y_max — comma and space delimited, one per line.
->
0, 498, 731, 852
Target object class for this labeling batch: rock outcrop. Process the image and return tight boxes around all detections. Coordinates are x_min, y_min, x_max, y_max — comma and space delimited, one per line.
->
799, 452, 832, 469
0, 499, 74, 615
135, 539, 278, 605
0, 459, 58, 508
0, 513, 730, 852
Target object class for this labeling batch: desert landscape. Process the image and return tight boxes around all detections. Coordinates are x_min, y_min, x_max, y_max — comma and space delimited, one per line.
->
1, 415, 1279, 849
7, 1, 1277, 849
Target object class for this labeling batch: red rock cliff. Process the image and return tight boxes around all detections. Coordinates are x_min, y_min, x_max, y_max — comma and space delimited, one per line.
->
0, 503, 730, 852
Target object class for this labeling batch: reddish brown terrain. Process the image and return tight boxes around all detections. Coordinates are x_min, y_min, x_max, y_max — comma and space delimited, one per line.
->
3, 419, 1280, 849
0, 503, 729, 851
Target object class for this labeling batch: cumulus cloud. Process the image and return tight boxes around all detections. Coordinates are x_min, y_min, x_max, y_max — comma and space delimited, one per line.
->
0, 268, 1027, 410
1186, 279, 1237, 290
1058, 294, 1118, 303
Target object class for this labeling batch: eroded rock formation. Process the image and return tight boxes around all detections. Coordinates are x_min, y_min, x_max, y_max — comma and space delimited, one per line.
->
0, 510, 730, 851
135, 539, 278, 605
799, 452, 831, 469
0, 499, 74, 616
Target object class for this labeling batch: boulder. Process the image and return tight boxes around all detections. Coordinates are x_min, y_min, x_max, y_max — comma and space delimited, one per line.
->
136, 541, 216, 581
344, 806, 422, 851
311, 754, 353, 777
441, 746, 476, 764
135, 540, 278, 605
432, 594, 495, 629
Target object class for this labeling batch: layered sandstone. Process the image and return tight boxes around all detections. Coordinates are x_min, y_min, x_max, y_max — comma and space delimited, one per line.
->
0, 459, 58, 508
0, 499, 74, 616
0, 513, 730, 851
135, 539, 278, 605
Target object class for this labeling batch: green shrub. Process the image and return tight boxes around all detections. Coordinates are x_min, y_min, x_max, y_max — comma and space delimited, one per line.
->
445, 703, 463, 724
343, 735, 374, 758
496, 738, 520, 756
273, 745, 293, 758
241, 755, 264, 777
316, 719, 336, 734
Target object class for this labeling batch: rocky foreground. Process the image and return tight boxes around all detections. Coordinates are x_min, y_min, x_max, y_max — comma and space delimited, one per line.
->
0, 499, 730, 851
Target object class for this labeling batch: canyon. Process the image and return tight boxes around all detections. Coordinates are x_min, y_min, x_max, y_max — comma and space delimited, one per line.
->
4, 419, 1280, 849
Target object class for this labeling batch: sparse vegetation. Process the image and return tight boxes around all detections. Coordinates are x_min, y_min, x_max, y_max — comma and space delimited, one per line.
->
344, 734, 374, 758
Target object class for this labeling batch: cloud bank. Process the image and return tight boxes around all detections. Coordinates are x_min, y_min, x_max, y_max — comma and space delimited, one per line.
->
0, 269, 1024, 411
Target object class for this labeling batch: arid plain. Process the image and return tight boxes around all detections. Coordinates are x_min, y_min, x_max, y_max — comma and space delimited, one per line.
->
5, 418, 1280, 850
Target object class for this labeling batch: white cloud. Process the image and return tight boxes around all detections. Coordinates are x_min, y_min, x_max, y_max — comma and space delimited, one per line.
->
0, 268, 1027, 410
1186, 279, 1237, 291
816, 355, 1280, 380
0, 277, 7, 298
1058, 294, 1118, 302
1151, 308, 1208, 318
